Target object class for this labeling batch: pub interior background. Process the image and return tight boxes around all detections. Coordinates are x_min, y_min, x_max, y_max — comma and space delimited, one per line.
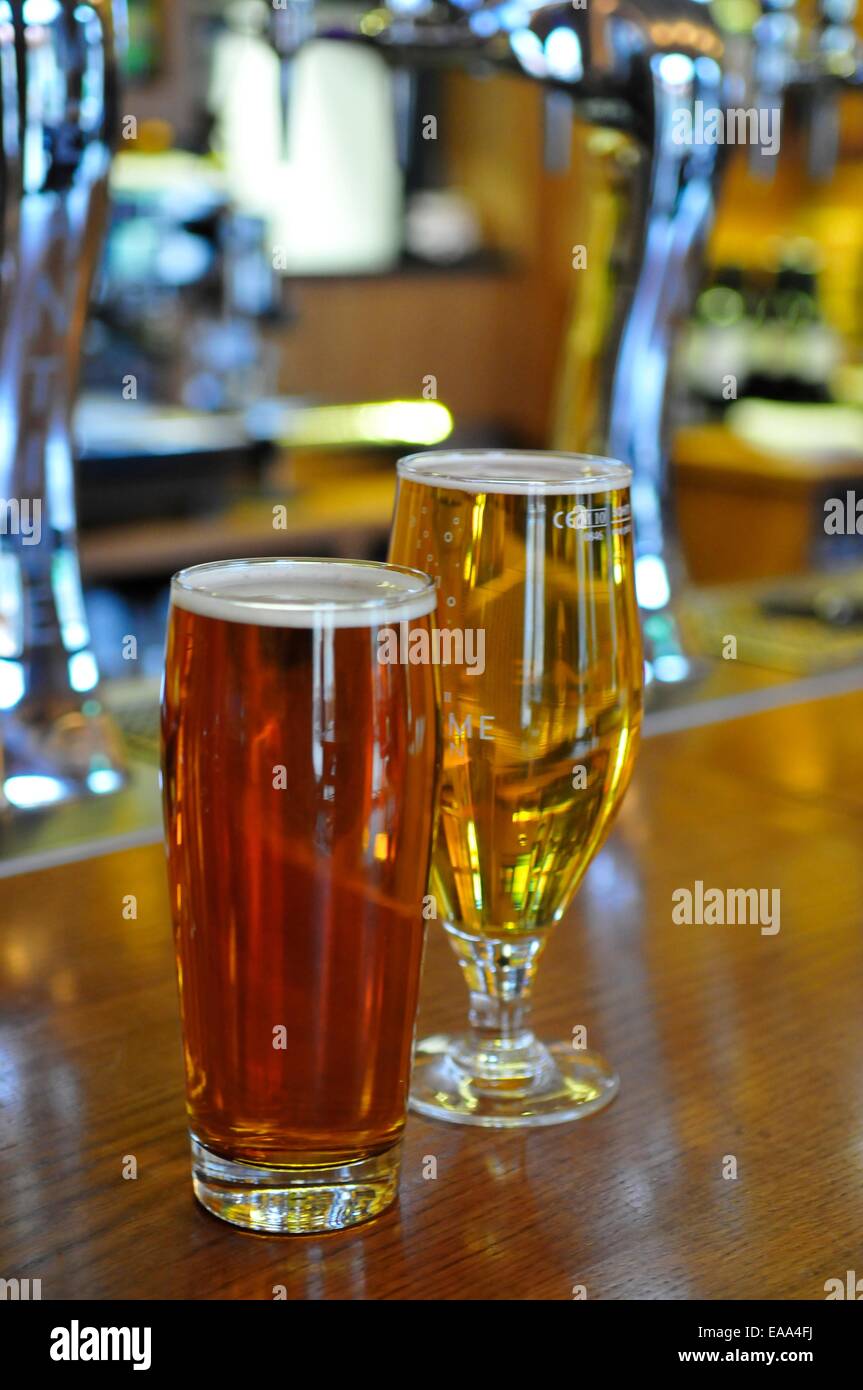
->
4, 0, 863, 1308
0, 2, 858, 818
2, 0, 863, 862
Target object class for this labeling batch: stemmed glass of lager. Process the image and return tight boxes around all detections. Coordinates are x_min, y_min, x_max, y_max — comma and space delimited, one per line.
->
389, 452, 643, 1127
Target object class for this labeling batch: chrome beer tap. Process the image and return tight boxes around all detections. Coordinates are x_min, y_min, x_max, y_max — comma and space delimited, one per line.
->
0, 1, 126, 813
271, 0, 728, 682
799, 0, 861, 182
745, 0, 862, 181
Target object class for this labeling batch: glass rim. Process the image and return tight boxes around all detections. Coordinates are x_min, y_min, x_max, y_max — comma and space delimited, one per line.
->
397, 448, 632, 496
169, 556, 437, 628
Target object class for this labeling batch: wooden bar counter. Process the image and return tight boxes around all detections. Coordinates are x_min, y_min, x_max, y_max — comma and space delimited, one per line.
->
3, 687, 863, 1301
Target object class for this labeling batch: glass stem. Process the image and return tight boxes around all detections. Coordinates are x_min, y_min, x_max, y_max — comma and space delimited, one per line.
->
443, 925, 551, 1082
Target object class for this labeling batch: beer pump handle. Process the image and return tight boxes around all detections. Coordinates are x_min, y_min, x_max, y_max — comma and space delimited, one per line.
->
0, 1, 127, 810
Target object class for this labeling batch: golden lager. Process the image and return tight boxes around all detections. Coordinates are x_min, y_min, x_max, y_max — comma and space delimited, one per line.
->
390, 452, 642, 937
389, 451, 643, 1126
162, 558, 439, 1231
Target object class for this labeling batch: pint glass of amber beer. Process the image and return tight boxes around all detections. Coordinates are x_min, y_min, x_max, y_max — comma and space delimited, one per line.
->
389, 451, 643, 1129
161, 558, 439, 1233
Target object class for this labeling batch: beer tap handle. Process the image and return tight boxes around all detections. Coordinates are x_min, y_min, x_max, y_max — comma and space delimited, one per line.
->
543, 89, 574, 175
271, 0, 316, 53
805, 0, 860, 180
749, 0, 801, 179
0, 1, 127, 808
253, 0, 727, 679
815, 0, 860, 75
270, 0, 316, 153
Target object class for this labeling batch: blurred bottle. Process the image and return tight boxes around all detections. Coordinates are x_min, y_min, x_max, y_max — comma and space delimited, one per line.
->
748, 248, 841, 403
684, 245, 844, 411
683, 265, 751, 410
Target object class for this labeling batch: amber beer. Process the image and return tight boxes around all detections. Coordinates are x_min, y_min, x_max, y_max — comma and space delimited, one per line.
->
161, 558, 439, 1233
389, 451, 643, 1128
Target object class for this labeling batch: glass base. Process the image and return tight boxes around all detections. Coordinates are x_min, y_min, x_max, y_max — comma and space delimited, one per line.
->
410, 1036, 619, 1129
190, 1138, 402, 1234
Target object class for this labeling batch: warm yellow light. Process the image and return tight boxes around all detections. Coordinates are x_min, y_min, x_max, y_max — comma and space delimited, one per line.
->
286, 400, 454, 448
360, 10, 388, 36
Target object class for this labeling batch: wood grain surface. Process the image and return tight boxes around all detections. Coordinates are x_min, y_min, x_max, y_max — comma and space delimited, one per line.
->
3, 689, 863, 1300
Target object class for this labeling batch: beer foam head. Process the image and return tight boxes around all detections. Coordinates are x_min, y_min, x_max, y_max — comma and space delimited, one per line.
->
398, 449, 632, 495
171, 558, 436, 628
